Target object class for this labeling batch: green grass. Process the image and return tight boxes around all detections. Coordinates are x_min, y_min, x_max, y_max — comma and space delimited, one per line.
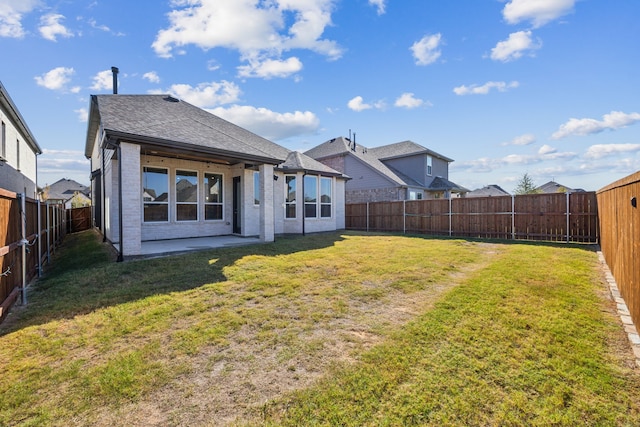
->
1, 230, 639, 426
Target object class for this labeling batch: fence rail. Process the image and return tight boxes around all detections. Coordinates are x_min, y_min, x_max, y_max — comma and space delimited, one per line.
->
0, 188, 66, 322
346, 192, 598, 243
597, 171, 640, 328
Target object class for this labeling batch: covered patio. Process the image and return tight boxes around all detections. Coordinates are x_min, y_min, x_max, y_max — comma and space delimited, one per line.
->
135, 235, 261, 259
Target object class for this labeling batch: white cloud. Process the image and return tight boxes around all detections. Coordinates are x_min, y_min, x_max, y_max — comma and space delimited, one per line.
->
152, 0, 342, 79
394, 92, 425, 109
453, 148, 576, 173
34, 67, 75, 91
410, 33, 442, 66
503, 133, 536, 146
584, 144, 640, 159
160, 80, 240, 108
237, 56, 303, 79
90, 69, 117, 91
165, 81, 241, 108
347, 96, 385, 112
143, 71, 161, 84
75, 108, 88, 122
453, 81, 519, 96
209, 105, 320, 141
490, 30, 541, 62
38, 149, 91, 186
368, 0, 386, 15
552, 111, 640, 139
503, 0, 575, 28
0, 0, 40, 38
39, 13, 74, 41
538, 144, 556, 155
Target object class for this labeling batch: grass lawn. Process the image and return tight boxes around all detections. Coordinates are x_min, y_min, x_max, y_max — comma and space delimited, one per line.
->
1, 230, 639, 426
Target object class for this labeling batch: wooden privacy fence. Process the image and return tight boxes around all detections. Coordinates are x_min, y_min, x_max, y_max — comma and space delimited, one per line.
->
0, 188, 66, 323
67, 206, 92, 234
597, 171, 640, 329
346, 192, 598, 243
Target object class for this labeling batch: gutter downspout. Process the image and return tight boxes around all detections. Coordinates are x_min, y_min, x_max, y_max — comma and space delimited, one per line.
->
117, 143, 123, 261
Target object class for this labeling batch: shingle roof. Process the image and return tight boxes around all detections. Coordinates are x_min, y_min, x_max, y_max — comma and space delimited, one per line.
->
428, 176, 469, 193
279, 151, 349, 179
369, 140, 453, 162
46, 178, 90, 201
466, 184, 510, 197
85, 95, 290, 163
304, 137, 409, 187
535, 181, 584, 194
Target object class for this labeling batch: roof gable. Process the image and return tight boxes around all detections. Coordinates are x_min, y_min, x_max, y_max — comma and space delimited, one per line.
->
85, 95, 290, 163
279, 151, 349, 178
370, 140, 453, 162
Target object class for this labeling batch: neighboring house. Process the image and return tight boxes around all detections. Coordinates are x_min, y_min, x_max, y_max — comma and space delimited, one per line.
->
0, 80, 41, 197
84, 94, 347, 259
536, 181, 585, 194
305, 136, 467, 203
42, 178, 91, 208
466, 184, 510, 198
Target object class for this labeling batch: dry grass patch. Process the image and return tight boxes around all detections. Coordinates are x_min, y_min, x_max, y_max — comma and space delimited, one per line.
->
1, 231, 639, 426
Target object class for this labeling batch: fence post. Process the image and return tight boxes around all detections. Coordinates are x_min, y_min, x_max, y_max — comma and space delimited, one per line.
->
366, 202, 369, 232
37, 199, 42, 277
403, 200, 406, 234
511, 195, 515, 240
46, 202, 51, 264
566, 191, 570, 243
448, 196, 452, 237
19, 193, 27, 305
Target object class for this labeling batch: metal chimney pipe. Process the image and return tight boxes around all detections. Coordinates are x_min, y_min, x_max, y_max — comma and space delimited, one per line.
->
111, 66, 119, 94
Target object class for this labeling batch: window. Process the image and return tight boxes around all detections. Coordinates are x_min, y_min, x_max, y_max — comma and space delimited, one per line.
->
320, 177, 332, 218
253, 171, 260, 205
409, 191, 423, 200
16, 139, 20, 171
304, 175, 317, 218
143, 167, 169, 222
176, 170, 198, 221
285, 175, 296, 218
204, 173, 223, 220
427, 155, 432, 176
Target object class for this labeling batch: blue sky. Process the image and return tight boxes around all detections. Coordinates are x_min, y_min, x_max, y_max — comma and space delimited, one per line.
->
1, 0, 639, 192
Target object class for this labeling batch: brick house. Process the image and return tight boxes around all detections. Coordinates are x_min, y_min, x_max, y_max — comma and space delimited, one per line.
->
305, 136, 467, 203
84, 95, 347, 259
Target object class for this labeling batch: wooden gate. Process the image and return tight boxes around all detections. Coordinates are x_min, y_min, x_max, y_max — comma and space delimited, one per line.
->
67, 206, 92, 233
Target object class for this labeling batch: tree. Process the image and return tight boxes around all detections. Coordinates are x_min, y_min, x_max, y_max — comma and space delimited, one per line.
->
514, 173, 539, 195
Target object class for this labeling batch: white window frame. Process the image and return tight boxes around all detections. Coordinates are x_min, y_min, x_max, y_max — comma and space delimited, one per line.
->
204, 172, 224, 221
427, 155, 433, 176
142, 166, 169, 223
253, 171, 260, 205
320, 177, 332, 218
285, 175, 296, 219
304, 175, 317, 218
175, 169, 198, 222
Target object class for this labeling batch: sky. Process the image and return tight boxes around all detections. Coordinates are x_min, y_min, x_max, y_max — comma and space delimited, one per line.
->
1, 0, 639, 193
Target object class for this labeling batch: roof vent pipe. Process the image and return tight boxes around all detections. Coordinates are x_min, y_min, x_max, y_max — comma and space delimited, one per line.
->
111, 66, 119, 94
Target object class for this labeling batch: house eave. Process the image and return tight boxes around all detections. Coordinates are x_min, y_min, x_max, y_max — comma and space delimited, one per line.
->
103, 129, 286, 166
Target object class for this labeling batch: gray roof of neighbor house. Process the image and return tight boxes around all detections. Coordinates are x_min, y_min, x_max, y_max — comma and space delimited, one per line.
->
278, 151, 350, 179
536, 181, 585, 194
84, 94, 291, 165
466, 184, 510, 197
305, 136, 465, 191
428, 176, 469, 193
0, 80, 42, 155
304, 137, 409, 187
46, 178, 90, 201
369, 140, 453, 162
